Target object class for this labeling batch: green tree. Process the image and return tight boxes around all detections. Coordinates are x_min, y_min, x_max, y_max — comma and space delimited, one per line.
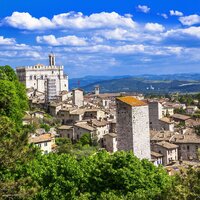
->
0, 116, 39, 199
79, 133, 92, 146
56, 137, 73, 154
0, 80, 22, 123
40, 123, 51, 132
165, 167, 200, 200
0, 66, 28, 126
23, 151, 171, 199
0, 65, 17, 81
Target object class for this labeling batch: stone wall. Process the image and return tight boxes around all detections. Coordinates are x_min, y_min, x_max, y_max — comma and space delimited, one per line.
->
116, 100, 151, 160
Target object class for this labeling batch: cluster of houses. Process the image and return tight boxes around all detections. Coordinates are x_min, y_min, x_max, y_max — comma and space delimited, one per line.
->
18, 55, 200, 168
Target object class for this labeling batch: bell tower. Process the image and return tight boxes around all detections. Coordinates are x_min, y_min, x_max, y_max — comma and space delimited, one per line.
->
49, 53, 55, 66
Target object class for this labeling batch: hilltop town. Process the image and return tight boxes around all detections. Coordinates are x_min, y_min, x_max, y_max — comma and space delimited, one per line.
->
16, 54, 200, 173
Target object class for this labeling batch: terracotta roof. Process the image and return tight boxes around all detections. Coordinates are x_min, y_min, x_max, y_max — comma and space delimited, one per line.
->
171, 134, 200, 144
29, 134, 52, 144
58, 125, 73, 130
159, 117, 173, 124
74, 122, 94, 131
156, 141, 178, 149
151, 151, 163, 158
89, 119, 107, 127
70, 109, 86, 115
117, 96, 147, 107
172, 114, 191, 121
150, 131, 175, 142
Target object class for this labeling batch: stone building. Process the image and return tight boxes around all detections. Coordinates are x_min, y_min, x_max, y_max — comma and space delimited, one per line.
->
149, 101, 174, 132
74, 122, 94, 140
103, 133, 117, 153
149, 101, 163, 130
29, 133, 55, 154
88, 119, 109, 142
94, 85, 100, 95
151, 151, 163, 166
72, 89, 84, 108
116, 96, 151, 160
84, 109, 106, 120
16, 54, 68, 95
171, 134, 200, 161
172, 114, 191, 123
57, 125, 74, 140
151, 141, 178, 165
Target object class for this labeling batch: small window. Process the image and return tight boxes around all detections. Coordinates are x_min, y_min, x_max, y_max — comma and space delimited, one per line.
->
30, 75, 32, 80
44, 150, 48, 154
77, 135, 79, 140
187, 146, 190, 151
52, 71, 54, 74
68, 134, 70, 138
44, 142, 47, 147
38, 143, 41, 147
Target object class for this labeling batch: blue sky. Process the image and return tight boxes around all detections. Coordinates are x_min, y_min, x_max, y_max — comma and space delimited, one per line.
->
0, 0, 200, 77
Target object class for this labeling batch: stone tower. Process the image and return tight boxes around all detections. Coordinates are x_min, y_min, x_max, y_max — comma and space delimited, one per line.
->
49, 53, 55, 66
148, 101, 163, 130
72, 88, 84, 108
116, 96, 151, 160
94, 85, 100, 95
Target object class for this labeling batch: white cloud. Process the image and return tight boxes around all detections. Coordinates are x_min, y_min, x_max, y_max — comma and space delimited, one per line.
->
137, 5, 150, 13
4, 12, 54, 30
36, 35, 87, 46
145, 23, 165, 32
99, 28, 130, 40
164, 26, 200, 39
179, 14, 200, 26
159, 13, 168, 19
0, 36, 16, 45
3, 11, 136, 31
73, 44, 145, 54
170, 10, 183, 17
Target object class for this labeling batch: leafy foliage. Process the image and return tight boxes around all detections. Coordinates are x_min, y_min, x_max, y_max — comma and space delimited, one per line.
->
164, 167, 200, 200
0, 66, 28, 125
22, 151, 171, 199
40, 123, 51, 133
0, 116, 39, 199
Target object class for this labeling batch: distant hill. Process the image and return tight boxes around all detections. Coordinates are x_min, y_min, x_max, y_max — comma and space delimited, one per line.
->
69, 73, 200, 94
69, 75, 131, 89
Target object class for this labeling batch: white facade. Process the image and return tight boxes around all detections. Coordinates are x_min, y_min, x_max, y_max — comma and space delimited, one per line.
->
16, 55, 68, 95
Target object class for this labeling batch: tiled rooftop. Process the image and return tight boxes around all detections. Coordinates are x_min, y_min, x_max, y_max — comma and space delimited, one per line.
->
156, 141, 179, 149
29, 134, 52, 144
